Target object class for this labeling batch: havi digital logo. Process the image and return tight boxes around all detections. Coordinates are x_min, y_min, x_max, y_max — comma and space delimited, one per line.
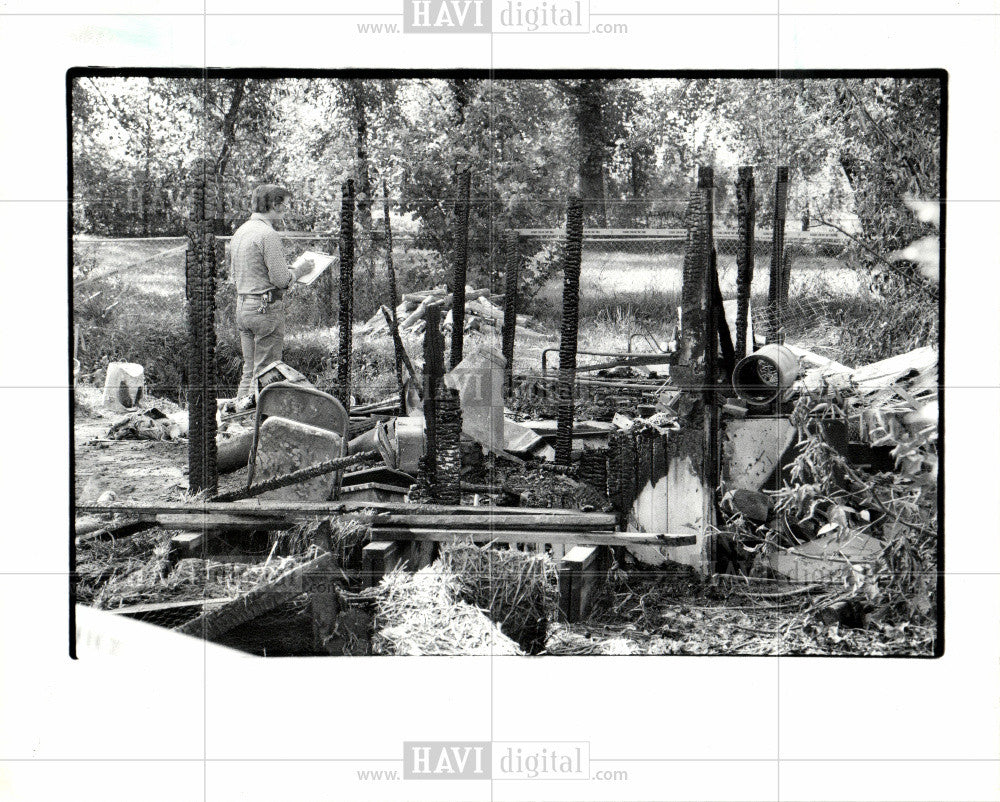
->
403, 741, 492, 779
403, 0, 492, 33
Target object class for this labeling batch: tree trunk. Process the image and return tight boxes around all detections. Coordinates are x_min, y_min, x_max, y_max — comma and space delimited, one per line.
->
214, 79, 246, 234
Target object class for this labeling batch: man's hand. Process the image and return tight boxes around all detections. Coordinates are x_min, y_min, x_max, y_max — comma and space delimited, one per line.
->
292, 256, 314, 282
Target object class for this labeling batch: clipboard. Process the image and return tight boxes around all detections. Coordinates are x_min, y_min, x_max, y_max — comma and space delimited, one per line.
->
292, 250, 336, 285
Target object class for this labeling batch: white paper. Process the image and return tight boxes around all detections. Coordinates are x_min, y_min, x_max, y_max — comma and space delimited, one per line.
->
292, 249, 335, 285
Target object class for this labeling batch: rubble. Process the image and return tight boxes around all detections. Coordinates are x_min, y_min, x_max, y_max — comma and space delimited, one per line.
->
357, 284, 544, 338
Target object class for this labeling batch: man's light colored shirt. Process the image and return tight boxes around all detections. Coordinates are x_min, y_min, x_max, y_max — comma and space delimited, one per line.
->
230, 213, 293, 295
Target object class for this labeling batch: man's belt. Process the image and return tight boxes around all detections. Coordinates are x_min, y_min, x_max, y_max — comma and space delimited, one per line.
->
239, 288, 284, 301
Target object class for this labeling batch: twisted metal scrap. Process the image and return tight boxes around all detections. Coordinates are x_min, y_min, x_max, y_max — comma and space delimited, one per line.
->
213, 450, 379, 502
555, 196, 584, 467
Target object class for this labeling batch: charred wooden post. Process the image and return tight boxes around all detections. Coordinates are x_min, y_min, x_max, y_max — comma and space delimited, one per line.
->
555, 197, 584, 467
337, 179, 355, 410
645, 164, 716, 573
680, 167, 714, 385
734, 166, 756, 359
185, 157, 219, 496
501, 229, 520, 398
450, 166, 472, 368
382, 180, 405, 412
436, 385, 463, 504
710, 248, 735, 381
607, 430, 638, 525
421, 302, 445, 492
766, 166, 789, 342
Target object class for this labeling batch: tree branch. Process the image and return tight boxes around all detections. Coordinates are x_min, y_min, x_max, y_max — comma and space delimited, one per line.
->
85, 78, 143, 154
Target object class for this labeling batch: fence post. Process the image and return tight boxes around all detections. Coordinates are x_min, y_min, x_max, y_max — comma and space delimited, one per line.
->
767, 166, 789, 342
336, 179, 355, 411
555, 196, 584, 467
734, 166, 756, 360
185, 157, 218, 496
501, 229, 520, 399
450, 165, 472, 369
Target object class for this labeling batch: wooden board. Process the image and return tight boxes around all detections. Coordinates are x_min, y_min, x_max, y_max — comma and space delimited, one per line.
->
79, 501, 620, 526
367, 528, 695, 547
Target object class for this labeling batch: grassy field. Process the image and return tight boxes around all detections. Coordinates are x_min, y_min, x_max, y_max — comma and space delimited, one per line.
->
73, 236, 935, 401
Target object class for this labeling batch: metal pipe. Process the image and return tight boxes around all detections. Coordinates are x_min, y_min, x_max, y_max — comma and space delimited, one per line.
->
732, 343, 799, 405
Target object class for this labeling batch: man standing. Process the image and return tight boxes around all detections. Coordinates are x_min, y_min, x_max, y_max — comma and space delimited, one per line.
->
230, 184, 312, 403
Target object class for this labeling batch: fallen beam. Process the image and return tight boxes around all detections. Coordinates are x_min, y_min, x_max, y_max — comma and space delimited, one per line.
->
78, 501, 621, 526
157, 513, 289, 532
368, 528, 696, 547
367, 512, 621, 531
175, 552, 335, 641
74, 518, 156, 546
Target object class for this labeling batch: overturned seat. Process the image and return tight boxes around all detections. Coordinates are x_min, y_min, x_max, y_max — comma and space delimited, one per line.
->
246, 382, 349, 500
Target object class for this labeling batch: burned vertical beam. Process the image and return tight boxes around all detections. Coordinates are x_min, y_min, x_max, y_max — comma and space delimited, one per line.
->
734, 166, 756, 360
500, 229, 520, 399
421, 303, 444, 493
337, 179, 355, 411
185, 157, 218, 496
555, 196, 584, 467
646, 163, 715, 574
680, 167, 714, 383
436, 383, 463, 505
766, 166, 789, 342
382, 180, 405, 412
450, 166, 472, 369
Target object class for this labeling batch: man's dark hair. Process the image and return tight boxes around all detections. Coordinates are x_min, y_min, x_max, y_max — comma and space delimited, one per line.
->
251, 184, 291, 213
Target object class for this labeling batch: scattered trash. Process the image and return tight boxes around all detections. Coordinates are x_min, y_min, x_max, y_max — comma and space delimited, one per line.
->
107, 407, 185, 441
102, 361, 145, 411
